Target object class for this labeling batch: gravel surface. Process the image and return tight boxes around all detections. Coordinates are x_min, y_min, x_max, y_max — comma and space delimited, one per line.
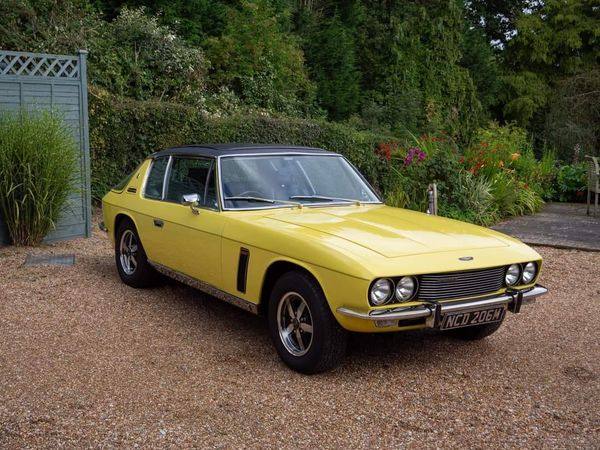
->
0, 225, 598, 448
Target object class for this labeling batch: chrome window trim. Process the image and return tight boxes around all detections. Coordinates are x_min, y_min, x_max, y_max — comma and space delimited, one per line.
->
161, 155, 173, 200
216, 152, 383, 211
142, 155, 220, 211
204, 160, 214, 207
162, 155, 220, 211
141, 155, 170, 201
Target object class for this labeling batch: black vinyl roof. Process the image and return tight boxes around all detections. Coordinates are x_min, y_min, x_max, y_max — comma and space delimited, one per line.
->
151, 144, 335, 158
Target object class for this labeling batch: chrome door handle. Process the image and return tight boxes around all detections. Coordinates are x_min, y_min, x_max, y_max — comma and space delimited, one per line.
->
153, 219, 164, 228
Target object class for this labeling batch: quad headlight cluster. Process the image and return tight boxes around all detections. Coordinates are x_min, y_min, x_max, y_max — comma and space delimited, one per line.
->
369, 276, 418, 306
505, 262, 538, 286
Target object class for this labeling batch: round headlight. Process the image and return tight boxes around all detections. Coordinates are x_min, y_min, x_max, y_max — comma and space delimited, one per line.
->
370, 278, 393, 306
505, 264, 521, 286
395, 276, 416, 301
522, 262, 537, 284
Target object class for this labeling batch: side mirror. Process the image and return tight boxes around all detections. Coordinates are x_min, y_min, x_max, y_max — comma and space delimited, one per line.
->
182, 193, 200, 215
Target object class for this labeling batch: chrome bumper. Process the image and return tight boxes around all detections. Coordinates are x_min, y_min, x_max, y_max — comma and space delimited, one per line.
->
337, 285, 548, 328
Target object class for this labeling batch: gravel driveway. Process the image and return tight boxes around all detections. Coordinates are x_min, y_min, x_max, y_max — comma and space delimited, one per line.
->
1, 227, 598, 448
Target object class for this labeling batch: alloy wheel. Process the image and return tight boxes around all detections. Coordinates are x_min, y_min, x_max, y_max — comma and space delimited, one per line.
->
277, 292, 314, 356
119, 229, 139, 275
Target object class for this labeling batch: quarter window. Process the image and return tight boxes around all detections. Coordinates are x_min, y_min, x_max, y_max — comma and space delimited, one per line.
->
165, 157, 217, 209
144, 157, 169, 200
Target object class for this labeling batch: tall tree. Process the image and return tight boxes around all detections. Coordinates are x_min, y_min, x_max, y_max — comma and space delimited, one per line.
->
304, 12, 360, 120
501, 0, 599, 153
204, 0, 317, 116
356, 0, 483, 140
464, 0, 529, 48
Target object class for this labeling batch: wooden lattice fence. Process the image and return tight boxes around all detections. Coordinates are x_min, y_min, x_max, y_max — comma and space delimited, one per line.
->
0, 49, 91, 245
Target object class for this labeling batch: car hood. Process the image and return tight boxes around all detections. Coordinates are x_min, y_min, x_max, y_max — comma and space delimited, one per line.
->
267, 205, 511, 258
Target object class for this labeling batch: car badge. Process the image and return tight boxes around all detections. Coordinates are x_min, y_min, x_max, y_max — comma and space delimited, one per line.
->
459, 256, 474, 261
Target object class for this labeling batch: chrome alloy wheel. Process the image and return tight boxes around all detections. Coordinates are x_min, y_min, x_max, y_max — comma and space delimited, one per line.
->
119, 229, 139, 275
277, 292, 314, 357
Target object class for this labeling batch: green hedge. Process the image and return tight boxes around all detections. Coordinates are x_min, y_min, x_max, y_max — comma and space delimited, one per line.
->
89, 90, 393, 201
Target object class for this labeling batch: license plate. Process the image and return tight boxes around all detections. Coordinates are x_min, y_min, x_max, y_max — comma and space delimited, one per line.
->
441, 306, 505, 330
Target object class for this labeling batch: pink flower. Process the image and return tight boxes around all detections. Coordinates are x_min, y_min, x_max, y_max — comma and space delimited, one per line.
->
404, 147, 426, 166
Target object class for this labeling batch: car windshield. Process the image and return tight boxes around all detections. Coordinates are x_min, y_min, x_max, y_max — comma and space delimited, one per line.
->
220, 154, 380, 209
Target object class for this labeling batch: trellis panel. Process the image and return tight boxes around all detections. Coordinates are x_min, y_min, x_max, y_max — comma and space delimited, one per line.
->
0, 50, 91, 245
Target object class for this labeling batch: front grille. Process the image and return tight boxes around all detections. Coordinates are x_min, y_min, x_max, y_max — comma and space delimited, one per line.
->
418, 266, 505, 301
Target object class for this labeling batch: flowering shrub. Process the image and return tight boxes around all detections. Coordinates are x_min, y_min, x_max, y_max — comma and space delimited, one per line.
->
375, 142, 398, 162
404, 147, 426, 166
385, 133, 462, 213
384, 125, 555, 225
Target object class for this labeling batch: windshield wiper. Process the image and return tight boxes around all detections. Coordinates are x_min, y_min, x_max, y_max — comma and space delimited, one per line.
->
224, 196, 302, 207
290, 195, 364, 205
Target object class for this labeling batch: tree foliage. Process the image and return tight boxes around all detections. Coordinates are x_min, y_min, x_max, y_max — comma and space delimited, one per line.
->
204, 0, 317, 116
1, 0, 598, 155
501, 0, 599, 155
93, 7, 208, 102
300, 11, 361, 120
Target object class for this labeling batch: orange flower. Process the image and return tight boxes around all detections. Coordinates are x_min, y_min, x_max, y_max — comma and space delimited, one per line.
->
498, 160, 504, 168
510, 152, 521, 161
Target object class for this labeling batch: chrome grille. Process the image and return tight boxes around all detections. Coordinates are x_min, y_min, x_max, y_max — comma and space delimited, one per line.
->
418, 266, 505, 300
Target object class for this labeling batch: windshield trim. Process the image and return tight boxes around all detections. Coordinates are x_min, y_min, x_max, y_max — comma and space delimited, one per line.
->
217, 152, 383, 211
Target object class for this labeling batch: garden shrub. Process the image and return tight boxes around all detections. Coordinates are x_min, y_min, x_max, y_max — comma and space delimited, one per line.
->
440, 171, 499, 226
93, 7, 208, 104
463, 124, 552, 217
91, 91, 560, 227
204, 0, 317, 117
0, 111, 77, 246
384, 134, 464, 213
555, 163, 587, 202
383, 125, 554, 225
89, 89, 391, 201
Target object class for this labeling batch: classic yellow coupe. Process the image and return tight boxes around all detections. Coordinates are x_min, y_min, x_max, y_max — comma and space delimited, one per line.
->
101, 144, 547, 373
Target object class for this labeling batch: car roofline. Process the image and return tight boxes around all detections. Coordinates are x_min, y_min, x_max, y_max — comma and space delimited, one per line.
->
149, 144, 335, 159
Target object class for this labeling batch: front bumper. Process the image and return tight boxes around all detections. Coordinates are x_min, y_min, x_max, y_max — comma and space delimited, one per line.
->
337, 285, 548, 328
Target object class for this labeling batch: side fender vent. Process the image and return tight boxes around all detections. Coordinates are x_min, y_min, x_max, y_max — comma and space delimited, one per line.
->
237, 248, 250, 293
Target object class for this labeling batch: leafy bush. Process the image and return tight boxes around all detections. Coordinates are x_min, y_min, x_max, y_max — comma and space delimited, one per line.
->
555, 163, 587, 202
0, 0, 100, 55
204, 0, 317, 116
0, 111, 77, 246
89, 89, 391, 201
384, 134, 463, 212
0, 3, 207, 106
93, 7, 208, 104
384, 125, 552, 225
465, 124, 557, 199
440, 171, 499, 226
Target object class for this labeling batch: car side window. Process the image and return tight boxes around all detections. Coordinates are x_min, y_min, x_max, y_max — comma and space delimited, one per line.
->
165, 157, 217, 209
144, 157, 169, 200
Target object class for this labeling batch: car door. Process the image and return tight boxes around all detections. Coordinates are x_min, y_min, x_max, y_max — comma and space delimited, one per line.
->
134, 155, 173, 264
153, 156, 224, 287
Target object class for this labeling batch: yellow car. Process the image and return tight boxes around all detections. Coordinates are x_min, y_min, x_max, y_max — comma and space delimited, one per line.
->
101, 144, 548, 373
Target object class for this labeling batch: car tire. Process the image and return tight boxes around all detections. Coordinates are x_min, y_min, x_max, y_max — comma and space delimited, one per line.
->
445, 320, 504, 340
115, 218, 157, 288
268, 271, 347, 374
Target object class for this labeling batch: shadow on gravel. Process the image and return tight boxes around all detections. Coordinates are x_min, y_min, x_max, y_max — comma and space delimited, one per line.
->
101, 266, 484, 375
165, 282, 481, 371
